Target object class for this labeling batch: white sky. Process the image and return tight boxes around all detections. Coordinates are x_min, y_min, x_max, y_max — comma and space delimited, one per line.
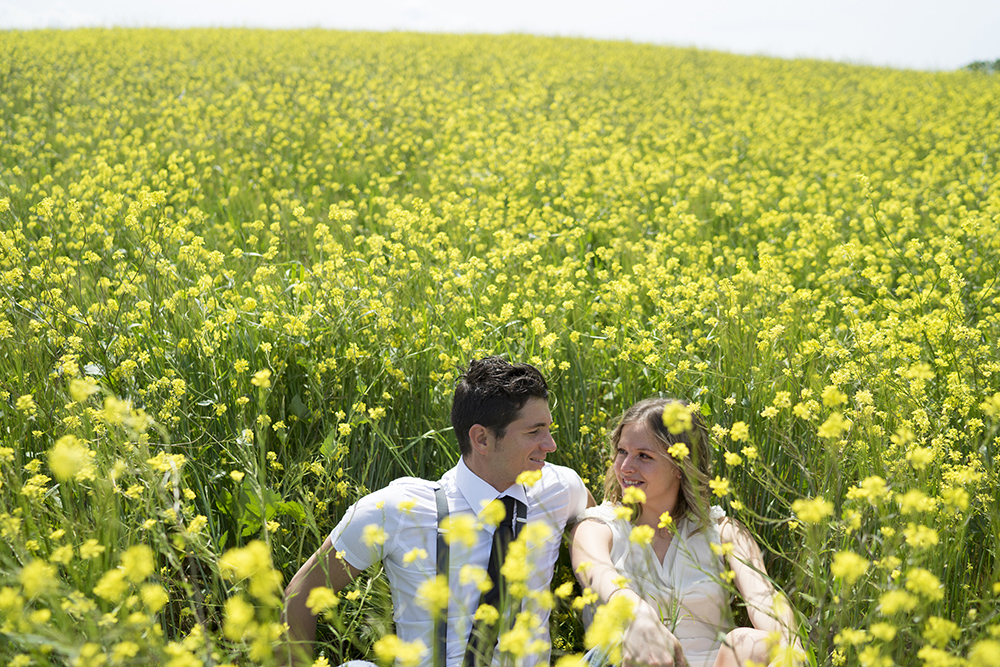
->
1, 0, 998, 71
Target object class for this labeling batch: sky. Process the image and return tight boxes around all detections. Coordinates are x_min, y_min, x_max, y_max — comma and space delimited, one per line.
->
1, 0, 998, 72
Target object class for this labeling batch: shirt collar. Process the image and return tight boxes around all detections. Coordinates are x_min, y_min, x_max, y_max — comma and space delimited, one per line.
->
456, 457, 529, 514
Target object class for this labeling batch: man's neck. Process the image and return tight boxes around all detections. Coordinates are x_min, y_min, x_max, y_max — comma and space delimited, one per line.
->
462, 454, 514, 494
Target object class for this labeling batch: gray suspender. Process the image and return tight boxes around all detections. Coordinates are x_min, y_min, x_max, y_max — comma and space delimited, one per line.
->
434, 486, 527, 667
434, 485, 449, 667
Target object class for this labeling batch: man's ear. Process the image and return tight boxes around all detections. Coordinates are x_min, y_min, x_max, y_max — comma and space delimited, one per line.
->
468, 424, 492, 455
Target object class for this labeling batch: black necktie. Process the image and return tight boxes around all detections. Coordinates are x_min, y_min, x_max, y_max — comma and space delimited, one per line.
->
464, 495, 525, 667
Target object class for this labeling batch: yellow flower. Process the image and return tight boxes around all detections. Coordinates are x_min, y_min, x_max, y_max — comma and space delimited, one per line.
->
555, 580, 575, 598
416, 575, 449, 618
869, 622, 897, 641
906, 446, 934, 471
658, 511, 674, 530
498, 611, 547, 658
362, 524, 390, 547
662, 402, 693, 434
897, 489, 937, 514
710, 541, 734, 557
629, 524, 654, 545
516, 469, 542, 486
20, 560, 58, 597
219, 541, 282, 604
460, 564, 491, 592
709, 476, 730, 497
251, 369, 272, 388
821, 385, 848, 407
69, 377, 100, 402
480, 498, 508, 526
474, 603, 499, 624
112, 641, 141, 662
93, 568, 129, 602
613, 505, 634, 521
980, 393, 1000, 418
904, 523, 939, 549
831, 551, 868, 586
121, 545, 155, 582
916, 646, 962, 667
16, 394, 37, 415
968, 639, 1000, 666
441, 515, 477, 548
905, 567, 944, 601
817, 412, 851, 439
724, 451, 743, 466
834, 628, 868, 646
398, 498, 418, 514
667, 441, 689, 460
584, 588, 635, 664
878, 589, 918, 615
791, 497, 834, 524
49, 544, 74, 565
403, 548, 428, 565
373, 634, 427, 667
80, 539, 106, 560
941, 486, 969, 512
223, 594, 256, 640
741, 446, 758, 460
729, 421, 750, 442
622, 486, 646, 505
141, 584, 169, 613
772, 392, 792, 409
846, 476, 889, 504
48, 434, 95, 482
305, 586, 340, 617
922, 617, 960, 648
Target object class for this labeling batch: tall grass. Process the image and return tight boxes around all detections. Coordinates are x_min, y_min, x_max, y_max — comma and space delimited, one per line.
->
1, 28, 999, 666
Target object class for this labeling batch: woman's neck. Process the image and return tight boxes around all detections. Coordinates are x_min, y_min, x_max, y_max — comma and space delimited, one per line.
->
637, 498, 678, 528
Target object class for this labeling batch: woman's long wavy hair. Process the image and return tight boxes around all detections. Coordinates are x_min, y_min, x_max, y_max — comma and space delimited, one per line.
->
603, 397, 713, 527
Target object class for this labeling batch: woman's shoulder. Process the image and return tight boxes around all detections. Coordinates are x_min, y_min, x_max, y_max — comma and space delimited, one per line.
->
680, 504, 729, 541
712, 506, 756, 544
576, 503, 641, 541
577, 502, 621, 524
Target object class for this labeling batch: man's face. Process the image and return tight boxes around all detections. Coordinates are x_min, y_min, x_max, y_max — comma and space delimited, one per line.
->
486, 397, 557, 491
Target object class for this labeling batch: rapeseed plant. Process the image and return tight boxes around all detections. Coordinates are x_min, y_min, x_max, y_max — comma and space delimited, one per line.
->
2, 26, 999, 666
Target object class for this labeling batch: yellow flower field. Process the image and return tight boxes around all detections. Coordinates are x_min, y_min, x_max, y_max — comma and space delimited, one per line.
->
1, 28, 1000, 666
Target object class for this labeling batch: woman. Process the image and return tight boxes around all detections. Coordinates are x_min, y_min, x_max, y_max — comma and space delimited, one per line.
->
570, 398, 799, 667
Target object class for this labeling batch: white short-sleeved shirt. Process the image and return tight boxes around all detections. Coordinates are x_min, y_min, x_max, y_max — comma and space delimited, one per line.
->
331, 459, 589, 667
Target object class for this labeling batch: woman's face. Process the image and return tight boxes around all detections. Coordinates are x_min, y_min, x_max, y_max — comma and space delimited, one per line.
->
612, 421, 682, 512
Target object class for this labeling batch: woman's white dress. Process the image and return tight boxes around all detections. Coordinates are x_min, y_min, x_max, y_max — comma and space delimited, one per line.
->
579, 503, 732, 667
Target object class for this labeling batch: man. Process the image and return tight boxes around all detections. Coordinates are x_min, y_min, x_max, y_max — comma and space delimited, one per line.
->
283, 356, 595, 667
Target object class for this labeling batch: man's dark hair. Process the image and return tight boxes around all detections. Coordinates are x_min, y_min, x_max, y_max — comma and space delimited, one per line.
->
451, 356, 549, 456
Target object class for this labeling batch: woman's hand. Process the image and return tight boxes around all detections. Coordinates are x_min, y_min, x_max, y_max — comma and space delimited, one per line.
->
620, 592, 688, 667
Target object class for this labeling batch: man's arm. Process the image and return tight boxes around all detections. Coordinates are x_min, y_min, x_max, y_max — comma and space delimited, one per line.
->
282, 534, 362, 667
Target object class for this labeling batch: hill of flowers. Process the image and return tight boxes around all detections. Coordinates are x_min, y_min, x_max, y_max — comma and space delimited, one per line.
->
2, 27, 1000, 667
